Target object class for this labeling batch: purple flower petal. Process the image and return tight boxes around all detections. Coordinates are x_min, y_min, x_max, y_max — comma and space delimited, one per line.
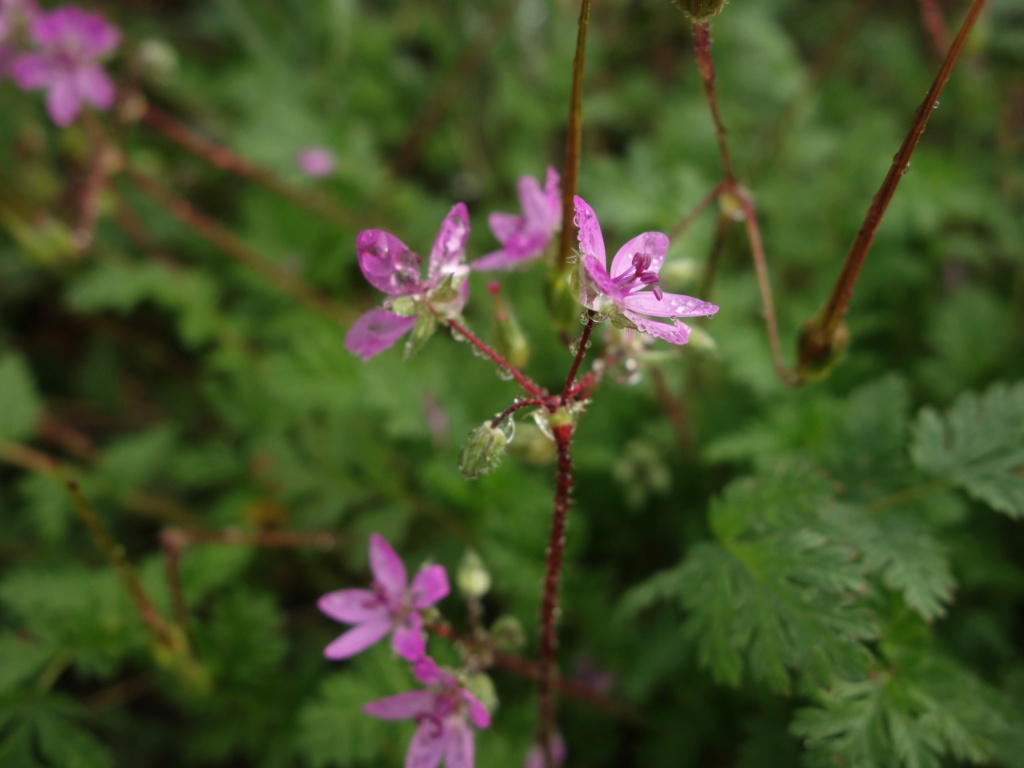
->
410, 564, 450, 609
444, 719, 474, 768
407, 719, 449, 768
357, 229, 422, 295
363, 690, 437, 721
46, 76, 80, 127
573, 196, 606, 267
460, 690, 491, 729
609, 231, 669, 280
413, 656, 456, 688
369, 532, 408, 596
623, 291, 718, 319
516, 174, 548, 228
74, 65, 114, 110
524, 734, 566, 768
486, 211, 522, 245
623, 311, 692, 345
582, 255, 625, 305
317, 588, 386, 623
344, 308, 416, 360
427, 203, 470, 283
392, 612, 426, 661
323, 616, 391, 659
296, 146, 336, 178
10, 52, 54, 88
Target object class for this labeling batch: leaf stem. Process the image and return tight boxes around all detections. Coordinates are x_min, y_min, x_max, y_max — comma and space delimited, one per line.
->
555, 0, 592, 276
121, 166, 349, 324
138, 101, 360, 228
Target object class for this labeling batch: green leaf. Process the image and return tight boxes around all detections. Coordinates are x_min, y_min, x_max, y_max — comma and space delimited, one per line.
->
794, 651, 1016, 768
294, 652, 410, 767
823, 505, 954, 621
624, 469, 877, 693
0, 693, 113, 768
910, 381, 1024, 517
0, 353, 42, 441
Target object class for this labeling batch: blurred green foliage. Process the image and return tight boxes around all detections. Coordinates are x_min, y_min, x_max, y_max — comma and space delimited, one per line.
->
2, 0, 1023, 766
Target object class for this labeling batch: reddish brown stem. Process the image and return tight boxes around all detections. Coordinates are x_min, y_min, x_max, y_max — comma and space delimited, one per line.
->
139, 102, 359, 228
692, 21, 735, 183
561, 312, 595, 402
555, 0, 592, 276
445, 317, 546, 397
491, 398, 545, 428
917, 0, 949, 54
802, 0, 988, 365
121, 167, 348, 324
537, 423, 574, 768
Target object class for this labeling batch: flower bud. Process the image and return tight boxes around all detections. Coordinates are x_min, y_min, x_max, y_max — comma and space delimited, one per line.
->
459, 418, 513, 479
490, 615, 526, 653
457, 549, 492, 599
675, 0, 728, 21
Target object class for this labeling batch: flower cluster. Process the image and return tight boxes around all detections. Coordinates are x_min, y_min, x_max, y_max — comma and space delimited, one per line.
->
319, 534, 490, 768
345, 171, 718, 363
3, 3, 120, 127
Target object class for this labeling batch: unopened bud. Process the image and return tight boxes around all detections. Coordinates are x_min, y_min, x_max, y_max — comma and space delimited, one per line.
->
459, 418, 513, 479
675, 0, 728, 21
464, 671, 498, 714
457, 549, 492, 598
490, 615, 526, 653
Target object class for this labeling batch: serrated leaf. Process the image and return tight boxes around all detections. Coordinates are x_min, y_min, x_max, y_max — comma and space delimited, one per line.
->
0, 693, 112, 768
0, 353, 42, 441
824, 505, 954, 621
295, 652, 410, 767
910, 381, 1024, 517
625, 469, 877, 693
794, 652, 1016, 768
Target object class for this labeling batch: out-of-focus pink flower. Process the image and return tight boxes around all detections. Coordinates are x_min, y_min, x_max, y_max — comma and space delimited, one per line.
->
11, 5, 120, 127
318, 533, 449, 661
364, 656, 491, 768
0, 0, 39, 77
524, 733, 566, 768
473, 167, 561, 271
344, 203, 471, 360
296, 146, 336, 178
574, 195, 719, 345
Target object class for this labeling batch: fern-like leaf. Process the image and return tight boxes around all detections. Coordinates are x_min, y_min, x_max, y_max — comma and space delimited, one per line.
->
911, 381, 1024, 518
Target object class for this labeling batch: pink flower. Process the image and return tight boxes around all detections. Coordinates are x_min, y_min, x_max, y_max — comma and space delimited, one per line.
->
345, 203, 470, 360
574, 195, 718, 345
11, 5, 120, 127
296, 146, 336, 178
318, 533, 450, 661
364, 656, 491, 768
524, 733, 566, 768
0, 0, 39, 77
473, 167, 561, 271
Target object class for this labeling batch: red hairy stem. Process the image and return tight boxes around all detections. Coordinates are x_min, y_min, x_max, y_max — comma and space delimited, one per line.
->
445, 317, 546, 397
537, 423, 574, 768
491, 398, 546, 428
561, 311, 596, 402
801, 0, 988, 368
556, 0, 592, 275
692, 21, 736, 183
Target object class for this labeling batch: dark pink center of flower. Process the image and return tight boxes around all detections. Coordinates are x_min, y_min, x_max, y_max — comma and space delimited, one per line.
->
610, 252, 663, 301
